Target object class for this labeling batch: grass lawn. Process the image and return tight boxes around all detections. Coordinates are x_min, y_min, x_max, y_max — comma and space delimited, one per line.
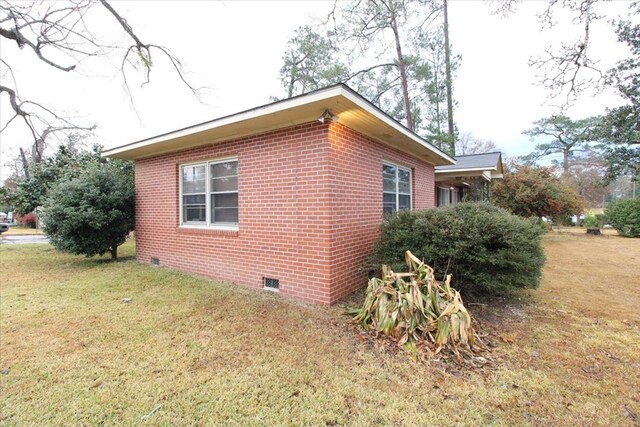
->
1, 235, 639, 426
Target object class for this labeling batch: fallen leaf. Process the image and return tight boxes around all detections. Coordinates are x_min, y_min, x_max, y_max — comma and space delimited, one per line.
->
90, 380, 107, 389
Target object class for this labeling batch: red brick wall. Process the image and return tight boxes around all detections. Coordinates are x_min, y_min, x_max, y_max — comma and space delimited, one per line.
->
134, 121, 435, 305
326, 122, 435, 302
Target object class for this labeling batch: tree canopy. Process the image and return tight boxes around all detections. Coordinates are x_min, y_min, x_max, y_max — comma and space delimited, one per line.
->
279, 25, 348, 98
598, 6, 640, 181
492, 166, 584, 221
522, 115, 600, 174
7, 136, 103, 215
42, 160, 134, 259
277, 0, 459, 155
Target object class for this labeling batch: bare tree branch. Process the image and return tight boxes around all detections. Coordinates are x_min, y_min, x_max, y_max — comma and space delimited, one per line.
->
343, 62, 397, 83
528, 0, 608, 109
99, 0, 201, 102
1, 0, 202, 173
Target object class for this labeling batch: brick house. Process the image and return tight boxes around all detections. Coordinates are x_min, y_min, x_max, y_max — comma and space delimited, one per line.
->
104, 84, 456, 305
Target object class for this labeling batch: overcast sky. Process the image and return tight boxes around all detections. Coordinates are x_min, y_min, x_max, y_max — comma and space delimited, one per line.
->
0, 1, 633, 180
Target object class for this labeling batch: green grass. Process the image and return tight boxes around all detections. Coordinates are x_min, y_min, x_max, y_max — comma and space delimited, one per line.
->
1, 237, 639, 426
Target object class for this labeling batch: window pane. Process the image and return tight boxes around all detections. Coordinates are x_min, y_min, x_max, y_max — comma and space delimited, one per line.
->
398, 168, 410, 194
183, 194, 205, 205
212, 193, 238, 208
211, 161, 237, 178
182, 165, 206, 193
211, 176, 238, 192
383, 192, 396, 214
213, 208, 238, 223
383, 192, 396, 204
183, 195, 206, 222
184, 207, 206, 222
398, 180, 410, 194
382, 164, 396, 181
399, 194, 411, 210
383, 205, 395, 215
383, 177, 396, 192
437, 188, 450, 207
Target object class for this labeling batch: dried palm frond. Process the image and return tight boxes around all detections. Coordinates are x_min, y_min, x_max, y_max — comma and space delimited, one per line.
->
352, 251, 482, 357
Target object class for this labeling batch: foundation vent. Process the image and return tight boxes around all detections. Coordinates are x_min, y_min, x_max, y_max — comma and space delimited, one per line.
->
151, 257, 160, 266
263, 277, 280, 291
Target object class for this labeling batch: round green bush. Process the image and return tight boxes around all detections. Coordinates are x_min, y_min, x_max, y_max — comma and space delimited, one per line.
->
605, 199, 640, 237
42, 161, 134, 259
581, 215, 600, 228
375, 202, 546, 295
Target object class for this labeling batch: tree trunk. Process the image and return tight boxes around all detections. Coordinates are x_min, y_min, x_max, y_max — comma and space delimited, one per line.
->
433, 51, 442, 135
19, 147, 30, 179
110, 246, 118, 260
287, 75, 294, 98
443, 0, 455, 155
390, 12, 413, 130
33, 138, 45, 164
563, 147, 570, 174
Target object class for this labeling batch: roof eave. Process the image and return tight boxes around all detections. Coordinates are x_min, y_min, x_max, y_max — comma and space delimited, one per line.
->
102, 84, 455, 166
435, 166, 498, 174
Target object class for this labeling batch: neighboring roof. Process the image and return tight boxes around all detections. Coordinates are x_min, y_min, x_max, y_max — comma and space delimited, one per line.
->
103, 84, 455, 165
435, 152, 502, 172
435, 152, 504, 182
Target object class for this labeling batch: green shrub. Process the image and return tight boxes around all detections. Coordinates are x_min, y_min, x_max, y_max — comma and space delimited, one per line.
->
42, 161, 134, 259
581, 214, 599, 228
595, 213, 608, 227
605, 199, 640, 237
375, 202, 546, 295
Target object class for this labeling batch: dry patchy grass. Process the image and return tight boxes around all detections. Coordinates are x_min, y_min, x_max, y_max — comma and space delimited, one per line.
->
0, 236, 639, 426
551, 226, 619, 236
1, 227, 43, 236
540, 233, 640, 322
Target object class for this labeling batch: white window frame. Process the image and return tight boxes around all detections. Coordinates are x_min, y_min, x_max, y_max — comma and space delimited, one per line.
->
382, 161, 413, 214
179, 156, 239, 231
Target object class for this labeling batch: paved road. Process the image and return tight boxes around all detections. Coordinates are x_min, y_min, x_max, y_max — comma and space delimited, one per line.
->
0, 235, 50, 244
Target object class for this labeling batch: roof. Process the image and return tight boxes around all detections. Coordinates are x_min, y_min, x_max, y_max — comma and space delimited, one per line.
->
103, 84, 455, 165
435, 152, 502, 172
435, 152, 504, 183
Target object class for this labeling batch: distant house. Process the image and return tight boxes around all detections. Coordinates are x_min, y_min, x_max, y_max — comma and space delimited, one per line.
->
104, 84, 497, 305
434, 152, 504, 206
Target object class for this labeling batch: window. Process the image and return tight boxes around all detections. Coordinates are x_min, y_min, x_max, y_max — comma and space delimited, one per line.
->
437, 187, 450, 207
180, 158, 238, 228
451, 188, 462, 205
383, 162, 412, 214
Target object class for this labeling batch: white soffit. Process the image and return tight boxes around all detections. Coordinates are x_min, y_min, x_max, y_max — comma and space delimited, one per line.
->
103, 85, 455, 165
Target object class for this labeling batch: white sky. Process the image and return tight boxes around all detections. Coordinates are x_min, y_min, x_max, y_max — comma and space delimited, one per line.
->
0, 0, 634, 180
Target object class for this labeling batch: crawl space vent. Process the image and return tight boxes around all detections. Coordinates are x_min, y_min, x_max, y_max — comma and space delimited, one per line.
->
263, 277, 280, 291
151, 257, 160, 266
